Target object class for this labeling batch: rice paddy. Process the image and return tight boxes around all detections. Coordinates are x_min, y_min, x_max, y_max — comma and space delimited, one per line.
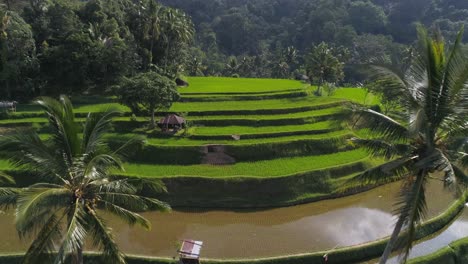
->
0, 77, 383, 205
121, 149, 369, 178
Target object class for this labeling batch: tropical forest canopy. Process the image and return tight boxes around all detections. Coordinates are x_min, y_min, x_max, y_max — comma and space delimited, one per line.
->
161, 0, 468, 77
1, 0, 468, 100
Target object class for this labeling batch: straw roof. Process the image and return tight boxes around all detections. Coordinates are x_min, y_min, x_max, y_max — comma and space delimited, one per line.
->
158, 114, 185, 125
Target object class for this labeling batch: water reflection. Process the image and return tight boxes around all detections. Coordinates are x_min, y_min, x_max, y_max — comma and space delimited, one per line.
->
385, 209, 468, 264
321, 208, 393, 246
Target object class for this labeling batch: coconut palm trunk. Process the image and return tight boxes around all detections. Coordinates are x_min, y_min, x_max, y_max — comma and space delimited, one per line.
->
379, 215, 405, 264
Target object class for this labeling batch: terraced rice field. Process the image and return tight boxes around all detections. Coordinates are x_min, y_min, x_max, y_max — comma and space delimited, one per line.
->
0, 77, 381, 206
122, 149, 369, 178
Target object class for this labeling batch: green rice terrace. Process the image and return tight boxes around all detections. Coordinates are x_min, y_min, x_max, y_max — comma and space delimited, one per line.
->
0, 77, 380, 207
1, 77, 466, 264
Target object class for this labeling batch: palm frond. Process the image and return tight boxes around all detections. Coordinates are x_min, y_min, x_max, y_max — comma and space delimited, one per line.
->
415, 27, 444, 132
451, 164, 468, 196
99, 192, 170, 212
16, 187, 72, 237
127, 178, 167, 194
431, 37, 468, 133
0, 133, 67, 182
111, 135, 146, 160
452, 163, 468, 186
351, 138, 412, 159
353, 108, 408, 141
439, 115, 468, 142
98, 200, 151, 230
442, 27, 468, 117
0, 171, 14, 185
0, 187, 19, 210
368, 65, 420, 109
27, 183, 64, 189
394, 170, 428, 263
54, 201, 88, 264
82, 109, 121, 156
35, 96, 81, 165
86, 211, 126, 264
346, 156, 416, 188
83, 154, 124, 180
90, 179, 137, 194
21, 210, 66, 264
459, 152, 468, 169
408, 108, 427, 137
432, 150, 457, 184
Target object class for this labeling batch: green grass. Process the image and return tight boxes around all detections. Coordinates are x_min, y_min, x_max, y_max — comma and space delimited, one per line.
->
181, 77, 304, 94
331, 88, 380, 105
171, 97, 342, 112
181, 89, 305, 97
0, 117, 46, 124
120, 149, 369, 178
27, 96, 341, 116
0, 106, 342, 126
0, 159, 11, 170
190, 121, 334, 136
72, 103, 130, 113
6, 88, 368, 120
142, 130, 351, 146
186, 106, 342, 120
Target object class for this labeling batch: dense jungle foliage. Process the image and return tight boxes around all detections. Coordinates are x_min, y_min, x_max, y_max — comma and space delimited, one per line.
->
1, 0, 467, 100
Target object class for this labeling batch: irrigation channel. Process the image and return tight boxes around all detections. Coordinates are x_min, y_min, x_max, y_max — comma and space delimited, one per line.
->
0, 180, 466, 261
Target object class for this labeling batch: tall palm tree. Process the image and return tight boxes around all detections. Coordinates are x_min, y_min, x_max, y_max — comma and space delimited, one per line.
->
350, 26, 468, 264
146, 0, 163, 69
0, 96, 170, 264
306, 42, 344, 96
159, 8, 194, 71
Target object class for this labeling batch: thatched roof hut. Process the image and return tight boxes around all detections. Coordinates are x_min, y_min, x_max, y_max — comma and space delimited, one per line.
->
158, 114, 186, 131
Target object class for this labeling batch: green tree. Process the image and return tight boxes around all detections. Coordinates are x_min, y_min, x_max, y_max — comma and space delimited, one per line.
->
159, 8, 194, 72
0, 96, 170, 264
0, 10, 38, 99
283, 46, 298, 71
186, 57, 204, 76
272, 61, 290, 79
131, 1, 193, 75
238, 56, 254, 77
305, 42, 345, 96
224, 56, 239, 77
350, 27, 468, 264
349, 1, 387, 34
368, 80, 401, 114
143, 0, 163, 70
115, 72, 180, 127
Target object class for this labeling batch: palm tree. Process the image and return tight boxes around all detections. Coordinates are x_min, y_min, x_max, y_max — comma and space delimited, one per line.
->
225, 56, 239, 77
159, 8, 194, 71
0, 9, 10, 96
187, 57, 203, 76
146, 0, 163, 70
306, 42, 344, 96
0, 96, 170, 264
350, 26, 468, 264
283, 46, 298, 71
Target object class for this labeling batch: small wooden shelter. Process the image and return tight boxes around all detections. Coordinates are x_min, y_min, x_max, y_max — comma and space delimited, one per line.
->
178, 240, 203, 264
158, 114, 185, 132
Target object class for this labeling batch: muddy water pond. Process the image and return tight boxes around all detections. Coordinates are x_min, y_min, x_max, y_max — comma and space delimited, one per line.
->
0, 181, 456, 259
